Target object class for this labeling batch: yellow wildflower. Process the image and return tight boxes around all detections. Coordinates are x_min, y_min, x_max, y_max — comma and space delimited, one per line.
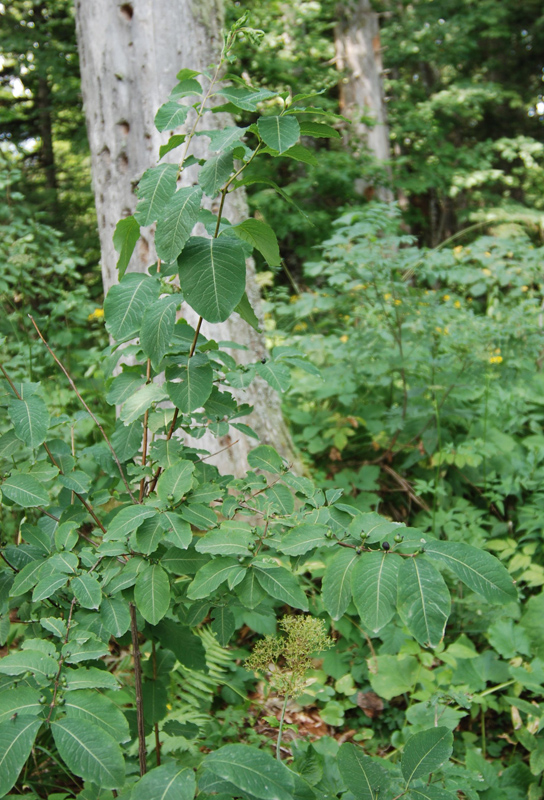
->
495, 348, 501, 354
435, 326, 442, 334
444, 327, 450, 335
521, 286, 529, 292
454, 300, 461, 309
289, 294, 299, 303
88, 308, 104, 321
293, 322, 307, 332
340, 334, 349, 343
453, 245, 463, 254
482, 268, 492, 276
384, 293, 392, 301
394, 299, 402, 306
485, 251, 491, 257
443, 295, 450, 301
489, 355, 503, 364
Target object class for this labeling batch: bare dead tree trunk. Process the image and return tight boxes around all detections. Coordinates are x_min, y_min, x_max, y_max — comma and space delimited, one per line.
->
74, 0, 301, 475
335, 0, 393, 201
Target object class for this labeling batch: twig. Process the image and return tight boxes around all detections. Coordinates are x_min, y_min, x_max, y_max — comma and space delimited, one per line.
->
129, 602, 147, 776
152, 641, 161, 768
139, 358, 152, 502
28, 315, 136, 503
47, 597, 77, 723
381, 464, 430, 511
197, 438, 239, 463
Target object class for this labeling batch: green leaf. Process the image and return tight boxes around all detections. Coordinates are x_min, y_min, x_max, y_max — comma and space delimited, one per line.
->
161, 512, 192, 549
178, 237, 246, 323
142, 679, 167, 724
104, 506, 158, 542
134, 565, 170, 624
198, 149, 235, 197
159, 134, 185, 159
1, 474, 49, 508
322, 549, 358, 621
104, 273, 160, 341
203, 743, 294, 800
71, 574, 102, 610
273, 143, 318, 165
135, 163, 178, 226
211, 606, 235, 645
234, 292, 261, 331
398, 558, 451, 648
423, 540, 517, 603
169, 77, 202, 99
52, 718, 125, 790
166, 354, 213, 413
401, 727, 453, 785
247, 445, 284, 473
10, 559, 45, 596
32, 572, 68, 601
64, 666, 120, 691
254, 565, 308, 610
100, 596, 131, 638
132, 762, 196, 800
136, 513, 169, 554
106, 372, 145, 405
0, 650, 58, 679
215, 86, 277, 110
195, 526, 253, 556
197, 125, 249, 151
278, 524, 331, 556
111, 420, 143, 462
187, 558, 240, 600
113, 216, 140, 279
351, 552, 401, 633
231, 219, 281, 266
178, 503, 217, 530
257, 115, 300, 154
409, 789, 457, 800
157, 460, 195, 504
152, 619, 207, 671
299, 121, 340, 139
64, 690, 130, 743
140, 296, 179, 368
236, 571, 266, 609
337, 743, 390, 800
0, 716, 42, 797
154, 101, 190, 132
9, 395, 49, 450
59, 471, 91, 494
120, 383, 168, 425
0, 688, 43, 724
155, 185, 203, 262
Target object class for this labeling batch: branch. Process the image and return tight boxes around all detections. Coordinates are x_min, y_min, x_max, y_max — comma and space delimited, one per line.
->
130, 602, 147, 776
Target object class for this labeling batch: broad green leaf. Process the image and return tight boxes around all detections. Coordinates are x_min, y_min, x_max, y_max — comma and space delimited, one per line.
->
409, 788, 457, 800
348, 512, 404, 544
154, 100, 190, 132
166, 353, 213, 413
120, 383, 168, 424
64, 690, 130, 743
272, 143, 318, 165
142, 679, 167, 724
104, 506, 158, 542
236, 571, 266, 609
234, 292, 261, 331
59, 471, 91, 494
198, 149, 234, 197
215, 86, 277, 110
71, 573, 102, 610
169, 77, 202, 99
1, 474, 49, 508
106, 371, 145, 405
157, 460, 195, 504
351, 552, 401, 633
197, 125, 249, 151
152, 619, 207, 671
0, 716, 42, 797
134, 565, 170, 624
161, 547, 209, 575
337, 743, 390, 800
64, 666, 120, 691
299, 121, 341, 139
63, 634, 108, 665
9, 395, 49, 450
254, 565, 308, 610
104, 273, 160, 341
140, 296, 178, 368
100, 596, 131, 638
178, 503, 217, 529
0, 688, 43, 724
134, 163, 178, 225
195, 527, 253, 556
398, 558, 450, 648
155, 185, 202, 262
247, 444, 284, 474
187, 558, 240, 599
163, 720, 199, 738
203, 743, 294, 800
257, 115, 300, 154
132, 762, 196, 800
52, 718, 125, 789
0, 650, 58, 679
178, 236, 246, 323
111, 420, 143, 462
32, 572, 68, 601
162, 512, 192, 549
211, 606, 235, 645
136, 513, 169, 554
424, 540, 517, 603
159, 133, 185, 159
401, 727, 453, 784
10, 559, 45, 596
41, 616, 67, 638
231, 219, 281, 266
112, 216, 140, 279
0, 430, 23, 458
278, 523, 331, 556
322, 549, 358, 621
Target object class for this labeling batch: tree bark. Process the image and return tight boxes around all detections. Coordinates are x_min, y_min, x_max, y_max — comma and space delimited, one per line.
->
74, 0, 301, 476
335, 0, 393, 201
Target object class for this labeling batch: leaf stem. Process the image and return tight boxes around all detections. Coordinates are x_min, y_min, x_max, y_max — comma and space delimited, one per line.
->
46, 596, 77, 723
130, 602, 147, 776
276, 693, 289, 760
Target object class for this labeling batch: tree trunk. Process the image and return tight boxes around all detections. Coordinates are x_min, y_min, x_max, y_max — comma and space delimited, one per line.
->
335, 0, 393, 201
74, 0, 301, 476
